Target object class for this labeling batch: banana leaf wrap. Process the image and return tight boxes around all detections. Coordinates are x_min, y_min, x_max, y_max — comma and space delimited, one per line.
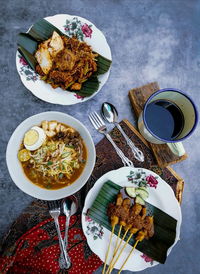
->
87, 180, 177, 264
17, 19, 112, 97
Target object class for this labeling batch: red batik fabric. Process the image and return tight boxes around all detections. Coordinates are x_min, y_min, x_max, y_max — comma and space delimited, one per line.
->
0, 214, 102, 274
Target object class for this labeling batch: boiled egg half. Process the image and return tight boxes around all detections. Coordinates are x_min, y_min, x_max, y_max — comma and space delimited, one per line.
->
24, 126, 46, 151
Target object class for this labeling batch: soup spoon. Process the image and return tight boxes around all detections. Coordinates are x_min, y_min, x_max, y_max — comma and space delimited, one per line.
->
59, 196, 78, 269
101, 102, 144, 162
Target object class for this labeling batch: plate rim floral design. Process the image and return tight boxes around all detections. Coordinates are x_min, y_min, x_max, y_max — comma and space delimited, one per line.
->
16, 14, 112, 105
81, 167, 182, 272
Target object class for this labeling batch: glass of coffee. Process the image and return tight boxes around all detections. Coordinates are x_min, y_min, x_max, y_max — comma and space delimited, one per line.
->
138, 88, 198, 156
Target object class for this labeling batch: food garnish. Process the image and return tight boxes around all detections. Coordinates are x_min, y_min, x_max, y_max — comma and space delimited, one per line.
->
125, 187, 136, 198
126, 186, 149, 205
23, 126, 46, 151
18, 120, 87, 189
18, 149, 31, 162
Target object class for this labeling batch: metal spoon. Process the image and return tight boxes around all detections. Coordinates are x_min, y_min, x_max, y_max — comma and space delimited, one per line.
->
59, 196, 78, 269
101, 102, 144, 162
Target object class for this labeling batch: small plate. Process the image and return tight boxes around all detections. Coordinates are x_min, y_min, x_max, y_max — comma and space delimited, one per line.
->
82, 167, 182, 272
6, 111, 96, 200
16, 14, 112, 105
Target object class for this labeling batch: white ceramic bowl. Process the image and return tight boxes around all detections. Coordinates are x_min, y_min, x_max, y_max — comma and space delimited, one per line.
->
6, 111, 96, 200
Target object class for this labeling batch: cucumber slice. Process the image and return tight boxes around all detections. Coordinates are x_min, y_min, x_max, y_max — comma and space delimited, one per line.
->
135, 188, 149, 200
126, 187, 136, 198
135, 195, 145, 206
139, 186, 148, 191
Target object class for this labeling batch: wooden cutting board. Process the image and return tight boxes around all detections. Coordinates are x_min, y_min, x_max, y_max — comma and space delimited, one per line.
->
129, 82, 188, 168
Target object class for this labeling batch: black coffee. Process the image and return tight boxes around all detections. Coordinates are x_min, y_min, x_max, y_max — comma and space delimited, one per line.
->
145, 99, 184, 141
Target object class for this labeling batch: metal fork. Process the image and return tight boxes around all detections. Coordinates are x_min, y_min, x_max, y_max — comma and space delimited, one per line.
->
89, 112, 134, 167
48, 201, 71, 269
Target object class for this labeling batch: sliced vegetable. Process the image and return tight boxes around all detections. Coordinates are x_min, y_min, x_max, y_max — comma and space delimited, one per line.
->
135, 195, 145, 206
59, 173, 64, 179
126, 187, 136, 198
18, 149, 31, 162
135, 188, 149, 200
65, 145, 75, 149
139, 186, 148, 191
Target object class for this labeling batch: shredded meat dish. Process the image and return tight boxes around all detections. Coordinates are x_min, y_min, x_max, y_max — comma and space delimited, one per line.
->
35, 33, 98, 91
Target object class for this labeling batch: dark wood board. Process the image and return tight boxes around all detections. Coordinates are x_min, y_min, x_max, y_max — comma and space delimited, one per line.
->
129, 82, 187, 168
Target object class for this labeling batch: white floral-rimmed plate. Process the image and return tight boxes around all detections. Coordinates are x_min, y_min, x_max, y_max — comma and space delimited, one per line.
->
16, 14, 112, 105
81, 167, 182, 272
6, 111, 96, 200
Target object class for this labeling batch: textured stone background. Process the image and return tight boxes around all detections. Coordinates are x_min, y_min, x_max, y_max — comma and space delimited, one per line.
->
0, 0, 200, 273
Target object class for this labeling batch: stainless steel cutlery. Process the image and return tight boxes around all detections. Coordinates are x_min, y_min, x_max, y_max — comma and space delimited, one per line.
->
48, 200, 71, 269
89, 111, 134, 167
101, 102, 144, 162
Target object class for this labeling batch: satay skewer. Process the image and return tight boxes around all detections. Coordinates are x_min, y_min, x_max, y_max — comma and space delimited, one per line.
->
118, 239, 139, 274
105, 224, 131, 274
118, 230, 147, 274
113, 199, 131, 255
118, 215, 154, 273
112, 203, 143, 259
103, 193, 123, 274
102, 216, 118, 274
113, 225, 122, 254
108, 203, 145, 273
113, 225, 130, 255
106, 191, 154, 274
108, 227, 139, 274
112, 194, 124, 255
106, 198, 131, 274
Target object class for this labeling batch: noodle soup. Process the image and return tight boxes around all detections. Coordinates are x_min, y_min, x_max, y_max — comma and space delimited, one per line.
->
18, 120, 87, 190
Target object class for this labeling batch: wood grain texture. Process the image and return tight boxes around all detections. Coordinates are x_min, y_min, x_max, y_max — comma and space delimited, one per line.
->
129, 82, 188, 168
123, 119, 184, 204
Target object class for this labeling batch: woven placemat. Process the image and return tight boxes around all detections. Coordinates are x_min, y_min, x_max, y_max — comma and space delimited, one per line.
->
129, 82, 188, 167
0, 120, 184, 261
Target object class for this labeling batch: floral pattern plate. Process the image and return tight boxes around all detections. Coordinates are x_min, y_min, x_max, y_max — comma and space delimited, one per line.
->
81, 167, 182, 272
16, 14, 112, 105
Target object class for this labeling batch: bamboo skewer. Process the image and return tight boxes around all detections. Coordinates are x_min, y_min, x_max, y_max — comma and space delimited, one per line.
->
106, 198, 132, 274
113, 225, 122, 255
104, 193, 124, 274
108, 227, 139, 274
118, 240, 139, 274
103, 193, 124, 273
105, 227, 130, 274
108, 233, 133, 274
107, 201, 141, 273
105, 194, 153, 273
117, 230, 147, 273
102, 224, 116, 274
113, 227, 129, 255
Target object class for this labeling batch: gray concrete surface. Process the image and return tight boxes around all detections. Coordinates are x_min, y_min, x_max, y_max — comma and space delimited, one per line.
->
0, 0, 200, 273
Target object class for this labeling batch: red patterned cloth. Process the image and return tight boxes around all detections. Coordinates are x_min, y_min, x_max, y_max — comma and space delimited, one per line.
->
0, 214, 102, 274
0, 121, 182, 273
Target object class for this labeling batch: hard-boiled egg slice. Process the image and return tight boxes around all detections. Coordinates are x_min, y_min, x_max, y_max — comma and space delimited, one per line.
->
24, 126, 46, 151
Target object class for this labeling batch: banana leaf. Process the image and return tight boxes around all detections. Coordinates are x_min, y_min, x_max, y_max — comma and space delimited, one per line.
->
87, 180, 177, 264
17, 18, 112, 97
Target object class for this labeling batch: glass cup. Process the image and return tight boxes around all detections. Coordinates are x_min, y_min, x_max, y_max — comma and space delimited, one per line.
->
138, 88, 198, 156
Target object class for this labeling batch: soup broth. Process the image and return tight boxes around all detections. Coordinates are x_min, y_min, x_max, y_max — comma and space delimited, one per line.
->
18, 121, 87, 190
